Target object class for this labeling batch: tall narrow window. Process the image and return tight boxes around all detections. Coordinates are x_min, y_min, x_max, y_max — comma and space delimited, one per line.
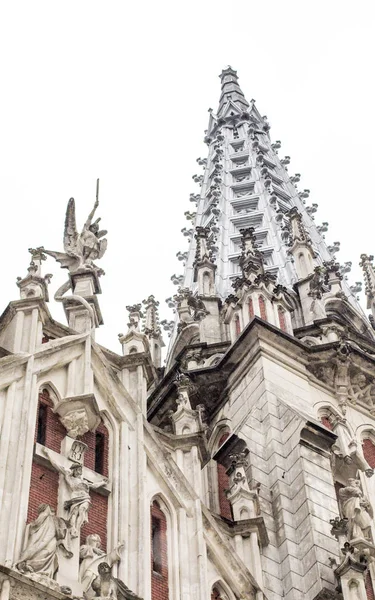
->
37, 403, 47, 445
363, 438, 375, 469
234, 315, 241, 337
278, 307, 287, 332
95, 432, 105, 474
217, 433, 233, 520
151, 500, 168, 600
152, 516, 162, 573
248, 298, 254, 320
320, 415, 333, 430
259, 296, 267, 321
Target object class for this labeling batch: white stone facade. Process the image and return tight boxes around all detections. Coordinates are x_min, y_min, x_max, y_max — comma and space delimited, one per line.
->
1, 67, 375, 600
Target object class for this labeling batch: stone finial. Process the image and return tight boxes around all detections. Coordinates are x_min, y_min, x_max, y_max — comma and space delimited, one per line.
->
238, 227, 264, 280
142, 295, 161, 337
17, 248, 53, 302
142, 295, 164, 367
125, 304, 143, 331
360, 254, 375, 317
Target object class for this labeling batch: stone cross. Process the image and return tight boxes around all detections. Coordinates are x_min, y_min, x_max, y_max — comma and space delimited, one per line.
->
37, 436, 109, 596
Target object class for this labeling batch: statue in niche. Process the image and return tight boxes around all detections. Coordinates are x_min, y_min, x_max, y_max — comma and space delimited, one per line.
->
15, 503, 72, 580
42, 448, 108, 538
339, 479, 373, 541
79, 534, 124, 594
90, 562, 139, 600
43, 181, 108, 275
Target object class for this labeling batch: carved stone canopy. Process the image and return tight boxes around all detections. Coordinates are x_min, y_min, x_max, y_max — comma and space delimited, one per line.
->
54, 394, 101, 438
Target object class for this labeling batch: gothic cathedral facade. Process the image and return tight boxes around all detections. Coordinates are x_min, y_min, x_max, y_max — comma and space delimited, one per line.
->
1, 67, 375, 600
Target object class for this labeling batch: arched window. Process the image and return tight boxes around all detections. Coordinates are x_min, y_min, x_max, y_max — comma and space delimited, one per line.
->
258, 296, 267, 321
234, 315, 241, 337
28, 388, 65, 523
212, 588, 222, 600
320, 415, 333, 431
248, 298, 254, 320
151, 500, 169, 600
278, 307, 287, 332
217, 433, 233, 520
34, 388, 66, 452
363, 436, 375, 469
80, 422, 110, 548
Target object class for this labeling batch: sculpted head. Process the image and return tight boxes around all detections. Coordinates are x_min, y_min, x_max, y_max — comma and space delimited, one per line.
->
347, 478, 359, 487
86, 534, 101, 548
38, 503, 55, 515
98, 562, 111, 575
70, 463, 83, 477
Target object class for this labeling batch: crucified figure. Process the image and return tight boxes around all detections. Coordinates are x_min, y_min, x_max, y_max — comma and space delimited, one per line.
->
42, 448, 108, 538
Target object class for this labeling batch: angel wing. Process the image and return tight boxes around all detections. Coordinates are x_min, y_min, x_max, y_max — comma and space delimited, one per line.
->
64, 198, 80, 256
98, 238, 108, 259
43, 249, 80, 271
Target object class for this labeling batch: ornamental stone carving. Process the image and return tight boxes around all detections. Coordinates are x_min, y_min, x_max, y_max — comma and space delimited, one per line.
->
15, 503, 72, 585
60, 409, 90, 438
338, 479, 373, 542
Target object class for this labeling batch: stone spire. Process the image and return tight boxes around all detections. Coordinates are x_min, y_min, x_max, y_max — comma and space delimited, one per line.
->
217, 66, 250, 117
360, 254, 375, 319
142, 295, 165, 368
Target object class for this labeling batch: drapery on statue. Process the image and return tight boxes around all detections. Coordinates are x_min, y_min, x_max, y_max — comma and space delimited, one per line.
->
42, 448, 108, 538
43, 180, 108, 275
15, 503, 72, 579
79, 534, 124, 595
338, 478, 374, 541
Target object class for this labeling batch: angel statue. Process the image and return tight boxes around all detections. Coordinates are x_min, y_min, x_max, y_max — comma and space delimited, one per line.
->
43, 180, 108, 274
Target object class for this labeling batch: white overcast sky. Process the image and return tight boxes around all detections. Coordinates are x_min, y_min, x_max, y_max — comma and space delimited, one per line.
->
0, 0, 374, 353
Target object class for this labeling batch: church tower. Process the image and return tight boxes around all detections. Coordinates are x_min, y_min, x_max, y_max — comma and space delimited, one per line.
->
1, 69, 375, 600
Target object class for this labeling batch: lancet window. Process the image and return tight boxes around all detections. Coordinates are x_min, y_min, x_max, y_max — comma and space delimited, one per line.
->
248, 298, 254, 320
216, 432, 233, 520
258, 296, 267, 321
151, 499, 169, 600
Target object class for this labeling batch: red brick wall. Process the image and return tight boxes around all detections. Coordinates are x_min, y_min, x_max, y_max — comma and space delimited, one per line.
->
217, 433, 233, 520
259, 296, 267, 321
366, 571, 375, 600
27, 461, 59, 523
80, 491, 108, 550
151, 500, 169, 600
363, 439, 375, 469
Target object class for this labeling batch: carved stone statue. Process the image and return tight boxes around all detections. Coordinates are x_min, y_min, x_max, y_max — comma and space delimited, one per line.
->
339, 479, 373, 541
42, 448, 108, 538
15, 503, 72, 580
91, 562, 139, 600
44, 184, 108, 274
79, 534, 123, 594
